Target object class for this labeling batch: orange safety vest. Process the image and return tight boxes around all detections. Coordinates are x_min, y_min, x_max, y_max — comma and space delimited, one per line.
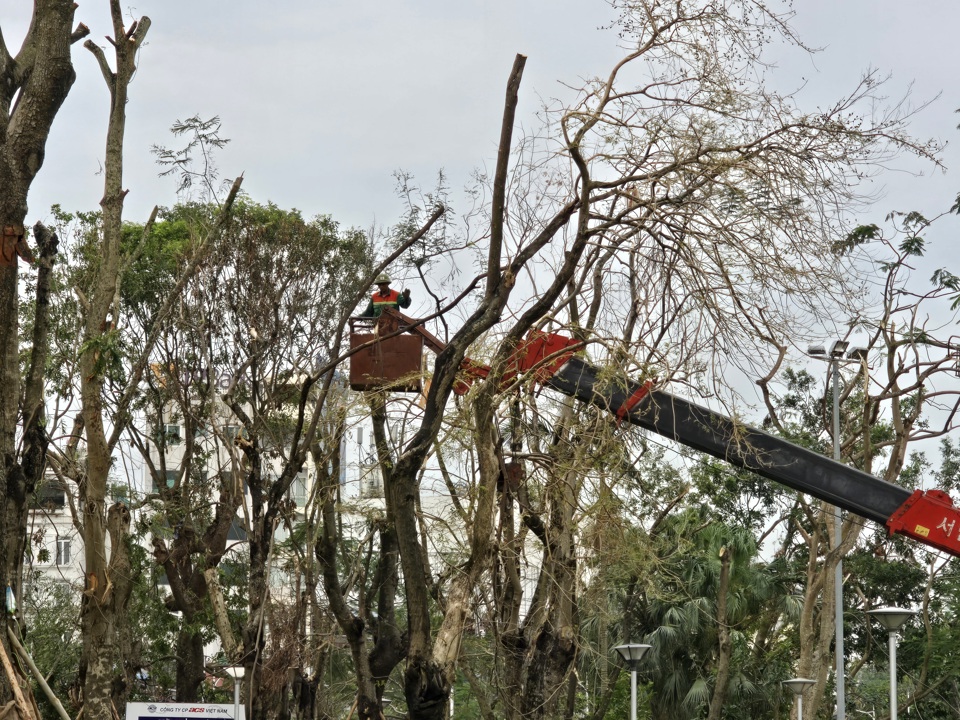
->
370, 288, 402, 316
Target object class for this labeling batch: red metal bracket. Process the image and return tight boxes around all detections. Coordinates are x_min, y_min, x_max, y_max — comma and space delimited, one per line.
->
450, 331, 582, 396
507, 332, 582, 382
453, 359, 490, 396
886, 489, 960, 556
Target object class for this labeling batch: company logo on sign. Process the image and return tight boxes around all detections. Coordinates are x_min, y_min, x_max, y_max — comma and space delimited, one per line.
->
126, 702, 241, 720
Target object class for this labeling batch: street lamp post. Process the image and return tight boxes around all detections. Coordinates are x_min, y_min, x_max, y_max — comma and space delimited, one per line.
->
614, 643, 652, 720
808, 339, 866, 720
784, 677, 815, 720
225, 666, 245, 720
868, 607, 915, 720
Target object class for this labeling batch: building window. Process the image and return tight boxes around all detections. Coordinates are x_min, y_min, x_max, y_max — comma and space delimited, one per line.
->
360, 463, 382, 499
290, 473, 308, 507
151, 470, 178, 493
164, 424, 182, 445
33, 478, 66, 510
55, 539, 70, 566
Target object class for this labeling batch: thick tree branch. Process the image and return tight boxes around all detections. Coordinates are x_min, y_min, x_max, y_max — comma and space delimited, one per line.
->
83, 39, 116, 90
487, 53, 526, 298
71, 23, 91, 44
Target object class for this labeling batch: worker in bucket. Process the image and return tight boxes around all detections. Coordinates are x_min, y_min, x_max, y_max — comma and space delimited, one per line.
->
362, 273, 411, 317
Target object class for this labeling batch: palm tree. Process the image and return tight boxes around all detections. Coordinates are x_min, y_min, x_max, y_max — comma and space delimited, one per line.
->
632, 510, 789, 720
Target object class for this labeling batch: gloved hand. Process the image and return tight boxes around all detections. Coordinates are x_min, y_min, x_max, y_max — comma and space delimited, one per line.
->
402, 288, 411, 299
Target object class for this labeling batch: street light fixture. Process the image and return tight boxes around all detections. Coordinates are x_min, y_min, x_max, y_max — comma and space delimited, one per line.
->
224, 665, 245, 720
807, 339, 867, 720
784, 677, 816, 720
868, 607, 915, 720
614, 643, 652, 720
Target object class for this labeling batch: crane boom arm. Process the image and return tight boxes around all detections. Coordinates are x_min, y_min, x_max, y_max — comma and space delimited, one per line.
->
376, 316, 960, 557
546, 354, 960, 557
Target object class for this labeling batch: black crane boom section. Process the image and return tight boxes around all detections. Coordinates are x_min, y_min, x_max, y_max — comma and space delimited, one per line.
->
549, 357, 912, 525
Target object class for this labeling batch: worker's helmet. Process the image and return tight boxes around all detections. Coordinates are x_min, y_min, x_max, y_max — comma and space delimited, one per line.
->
374, 272, 392, 285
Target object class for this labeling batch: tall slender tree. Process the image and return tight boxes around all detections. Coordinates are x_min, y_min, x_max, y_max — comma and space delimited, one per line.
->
0, 2, 88, 707
74, 6, 151, 713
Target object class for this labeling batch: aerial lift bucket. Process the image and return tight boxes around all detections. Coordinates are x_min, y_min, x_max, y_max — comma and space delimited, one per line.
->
348, 314, 423, 392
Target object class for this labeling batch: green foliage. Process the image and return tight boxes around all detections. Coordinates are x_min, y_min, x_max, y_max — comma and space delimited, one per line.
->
390, 170, 451, 274
21, 575, 83, 720
833, 223, 881, 255
894, 210, 930, 231
931, 268, 960, 309
125, 542, 182, 699
119, 212, 195, 323
690, 460, 781, 535
621, 510, 783, 720
899, 233, 925, 256
606, 674, 654, 719
151, 115, 231, 202
771, 368, 829, 451
199, 199, 373, 349
933, 437, 960, 493
78, 329, 126, 383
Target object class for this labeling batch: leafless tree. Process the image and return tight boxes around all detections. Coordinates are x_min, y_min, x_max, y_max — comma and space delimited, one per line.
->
366, 2, 938, 717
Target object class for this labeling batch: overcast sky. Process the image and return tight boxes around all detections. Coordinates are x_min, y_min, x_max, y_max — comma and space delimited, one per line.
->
3, 0, 959, 305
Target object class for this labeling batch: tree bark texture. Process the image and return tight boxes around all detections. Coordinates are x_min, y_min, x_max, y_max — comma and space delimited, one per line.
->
513, 431, 582, 720
795, 512, 834, 720
0, 224, 59, 712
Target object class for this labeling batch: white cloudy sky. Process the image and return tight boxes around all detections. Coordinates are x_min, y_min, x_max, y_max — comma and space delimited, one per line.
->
4, 0, 959, 280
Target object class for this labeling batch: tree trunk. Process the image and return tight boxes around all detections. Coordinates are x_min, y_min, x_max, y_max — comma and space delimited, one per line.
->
385, 50, 584, 717
796, 510, 833, 720
175, 625, 206, 702
706, 548, 733, 720
206, 566, 240, 661
0, 2, 83, 706
242, 457, 269, 720
0, 225, 59, 709
152, 462, 243, 696
78, 9, 150, 715
519, 464, 581, 720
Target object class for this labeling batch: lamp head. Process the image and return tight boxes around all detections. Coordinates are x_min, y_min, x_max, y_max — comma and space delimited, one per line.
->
783, 677, 816, 696
614, 643, 652, 667
868, 606, 915, 632
830, 340, 850, 357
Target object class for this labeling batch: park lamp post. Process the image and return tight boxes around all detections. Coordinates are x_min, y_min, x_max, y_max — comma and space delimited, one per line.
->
225, 665, 245, 720
807, 339, 867, 720
868, 606, 915, 720
783, 677, 815, 720
614, 643, 652, 720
